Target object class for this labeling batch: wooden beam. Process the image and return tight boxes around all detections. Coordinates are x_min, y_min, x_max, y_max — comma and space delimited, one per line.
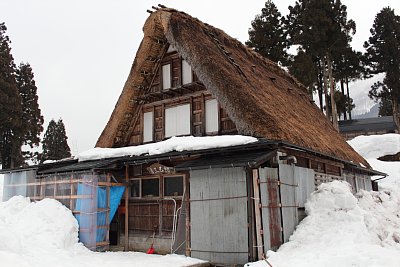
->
106, 173, 111, 250
252, 169, 264, 260
124, 165, 130, 251
280, 148, 345, 168
185, 173, 191, 257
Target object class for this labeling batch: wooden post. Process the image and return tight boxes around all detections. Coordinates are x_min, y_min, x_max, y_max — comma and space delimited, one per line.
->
246, 169, 257, 261
106, 173, 111, 249
124, 165, 130, 251
252, 169, 264, 260
326, 53, 339, 131
185, 173, 191, 256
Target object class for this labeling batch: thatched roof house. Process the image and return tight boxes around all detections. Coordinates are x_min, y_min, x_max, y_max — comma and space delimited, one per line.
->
96, 7, 368, 167
2, 8, 383, 265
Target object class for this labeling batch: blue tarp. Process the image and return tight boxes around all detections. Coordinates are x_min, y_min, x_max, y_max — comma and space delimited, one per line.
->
96, 186, 125, 242
75, 183, 97, 248
75, 184, 125, 246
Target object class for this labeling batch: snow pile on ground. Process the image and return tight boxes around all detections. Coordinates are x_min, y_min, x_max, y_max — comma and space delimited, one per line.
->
247, 181, 400, 267
348, 134, 400, 189
0, 173, 3, 201
0, 196, 205, 267
247, 134, 400, 267
78, 135, 257, 161
0, 196, 80, 253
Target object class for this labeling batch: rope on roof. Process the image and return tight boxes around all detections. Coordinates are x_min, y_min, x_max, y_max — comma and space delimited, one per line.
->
206, 31, 247, 78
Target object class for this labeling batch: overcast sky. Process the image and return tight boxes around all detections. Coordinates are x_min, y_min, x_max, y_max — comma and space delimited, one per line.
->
1, 0, 400, 155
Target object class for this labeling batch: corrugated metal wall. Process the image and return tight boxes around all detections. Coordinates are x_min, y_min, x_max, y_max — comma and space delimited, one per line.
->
190, 167, 248, 265
278, 164, 298, 242
295, 167, 315, 208
258, 165, 314, 254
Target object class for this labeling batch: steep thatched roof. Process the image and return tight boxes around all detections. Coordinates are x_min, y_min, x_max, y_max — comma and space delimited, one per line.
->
96, 8, 369, 167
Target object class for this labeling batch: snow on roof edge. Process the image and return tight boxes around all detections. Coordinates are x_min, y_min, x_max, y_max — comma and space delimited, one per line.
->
77, 135, 258, 162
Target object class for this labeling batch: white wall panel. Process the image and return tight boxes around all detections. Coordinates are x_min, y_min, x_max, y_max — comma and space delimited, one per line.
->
182, 60, 192, 85
162, 64, 171, 89
143, 111, 153, 142
165, 104, 190, 137
205, 99, 219, 133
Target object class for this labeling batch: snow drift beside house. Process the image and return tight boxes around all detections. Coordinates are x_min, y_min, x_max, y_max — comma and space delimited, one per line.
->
78, 135, 258, 161
0, 174, 3, 201
0, 196, 80, 253
247, 180, 400, 267
0, 196, 205, 267
247, 134, 400, 267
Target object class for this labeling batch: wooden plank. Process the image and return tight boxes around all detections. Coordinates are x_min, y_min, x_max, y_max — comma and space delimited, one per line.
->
252, 169, 264, 260
30, 195, 93, 200
97, 182, 126, 186
279, 164, 298, 242
106, 173, 111, 248
280, 149, 345, 168
4, 179, 84, 187
125, 165, 129, 251
185, 173, 191, 257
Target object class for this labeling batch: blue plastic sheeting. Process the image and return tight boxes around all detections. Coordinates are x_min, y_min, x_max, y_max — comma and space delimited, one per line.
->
75, 183, 98, 248
75, 184, 125, 246
96, 186, 125, 242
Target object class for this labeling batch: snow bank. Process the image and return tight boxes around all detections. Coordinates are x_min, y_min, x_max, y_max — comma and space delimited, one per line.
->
348, 134, 400, 189
0, 173, 3, 201
77, 135, 257, 161
247, 181, 400, 267
247, 134, 400, 267
0, 196, 205, 267
0, 196, 80, 253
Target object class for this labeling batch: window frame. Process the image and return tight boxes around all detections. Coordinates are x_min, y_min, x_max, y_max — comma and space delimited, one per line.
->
163, 175, 184, 197
205, 98, 219, 134
164, 103, 191, 138
143, 111, 154, 143
129, 174, 185, 199
162, 63, 172, 89
181, 59, 193, 85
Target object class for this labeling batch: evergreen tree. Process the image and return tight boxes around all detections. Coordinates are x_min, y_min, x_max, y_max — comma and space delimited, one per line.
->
0, 22, 23, 169
288, 48, 318, 97
364, 7, 400, 132
41, 119, 71, 162
333, 47, 363, 120
378, 98, 393, 116
286, 0, 356, 129
326, 90, 355, 120
246, 1, 289, 65
16, 62, 44, 161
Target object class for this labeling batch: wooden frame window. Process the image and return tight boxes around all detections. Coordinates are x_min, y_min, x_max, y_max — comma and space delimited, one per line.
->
165, 104, 191, 137
141, 178, 160, 197
163, 176, 184, 197
205, 99, 219, 133
130, 179, 141, 198
162, 64, 171, 89
143, 111, 154, 143
182, 59, 192, 85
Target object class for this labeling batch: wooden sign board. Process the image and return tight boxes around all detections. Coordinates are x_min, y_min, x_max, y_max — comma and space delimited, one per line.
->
147, 163, 174, 175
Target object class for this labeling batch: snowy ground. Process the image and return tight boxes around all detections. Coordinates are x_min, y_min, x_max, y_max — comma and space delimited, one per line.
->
0, 173, 3, 201
0, 196, 205, 267
247, 133, 400, 267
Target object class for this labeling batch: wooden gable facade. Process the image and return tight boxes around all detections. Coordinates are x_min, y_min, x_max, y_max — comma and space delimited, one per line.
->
128, 45, 237, 146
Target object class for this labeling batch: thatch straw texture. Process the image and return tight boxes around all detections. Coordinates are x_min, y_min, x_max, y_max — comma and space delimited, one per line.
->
96, 8, 369, 167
